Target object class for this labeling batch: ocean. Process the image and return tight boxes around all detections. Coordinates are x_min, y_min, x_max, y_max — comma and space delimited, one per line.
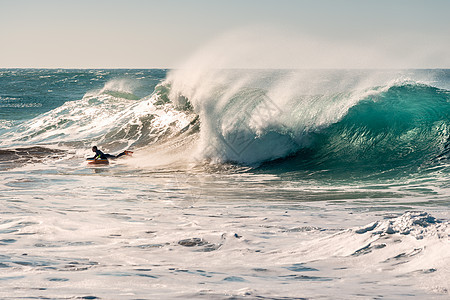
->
0, 68, 449, 299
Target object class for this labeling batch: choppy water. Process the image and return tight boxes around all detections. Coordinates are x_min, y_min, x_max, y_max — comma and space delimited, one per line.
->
0, 69, 449, 299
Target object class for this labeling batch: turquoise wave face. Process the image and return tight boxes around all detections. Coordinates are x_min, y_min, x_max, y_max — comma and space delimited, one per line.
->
259, 84, 450, 179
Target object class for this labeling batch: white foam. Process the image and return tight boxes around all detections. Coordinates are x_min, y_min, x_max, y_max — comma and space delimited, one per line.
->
1, 175, 447, 299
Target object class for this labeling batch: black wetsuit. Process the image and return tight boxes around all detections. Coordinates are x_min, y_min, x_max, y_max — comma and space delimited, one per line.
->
92, 149, 108, 159
92, 149, 127, 160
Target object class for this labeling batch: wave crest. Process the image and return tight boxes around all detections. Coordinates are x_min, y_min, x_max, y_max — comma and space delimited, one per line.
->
165, 68, 450, 168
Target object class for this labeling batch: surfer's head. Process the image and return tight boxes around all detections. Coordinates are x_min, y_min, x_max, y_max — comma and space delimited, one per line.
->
92, 146, 98, 152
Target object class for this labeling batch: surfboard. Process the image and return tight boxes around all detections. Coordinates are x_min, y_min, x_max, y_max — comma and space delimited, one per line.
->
86, 158, 109, 165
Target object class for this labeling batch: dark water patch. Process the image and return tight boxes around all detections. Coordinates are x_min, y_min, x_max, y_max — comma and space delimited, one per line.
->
223, 276, 246, 282
134, 243, 166, 249
422, 268, 437, 274
34, 243, 59, 248
280, 274, 333, 281
2, 221, 40, 235
396, 268, 438, 279
383, 248, 423, 265
178, 238, 207, 247
281, 226, 321, 233
169, 268, 188, 272
34, 241, 95, 248
0, 147, 66, 171
135, 268, 152, 272
355, 223, 378, 234
60, 261, 99, 272
0, 275, 25, 281
98, 271, 133, 277
177, 237, 222, 252
197, 244, 221, 252
4, 176, 67, 190
106, 212, 132, 221
284, 263, 318, 272
136, 273, 158, 278
1, 253, 99, 272
352, 243, 387, 256
333, 267, 348, 270
253, 268, 269, 272
13, 260, 50, 267
195, 270, 214, 278
98, 271, 158, 279
133, 270, 159, 279
254, 297, 309, 300
260, 232, 276, 238
169, 268, 218, 278
4, 177, 41, 189
0, 238, 16, 245
382, 213, 404, 219
0, 219, 15, 226
191, 292, 308, 300
47, 277, 69, 282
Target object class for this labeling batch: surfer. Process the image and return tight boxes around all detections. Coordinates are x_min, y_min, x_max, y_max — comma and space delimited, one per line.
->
90, 146, 132, 160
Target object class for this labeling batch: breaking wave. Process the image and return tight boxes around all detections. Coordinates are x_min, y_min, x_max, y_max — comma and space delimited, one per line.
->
2, 70, 450, 178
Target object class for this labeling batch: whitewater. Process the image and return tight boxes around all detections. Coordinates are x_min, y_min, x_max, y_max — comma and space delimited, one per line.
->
0, 67, 449, 299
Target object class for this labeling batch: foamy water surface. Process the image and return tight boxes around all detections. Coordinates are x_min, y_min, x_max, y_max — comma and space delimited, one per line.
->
0, 69, 449, 299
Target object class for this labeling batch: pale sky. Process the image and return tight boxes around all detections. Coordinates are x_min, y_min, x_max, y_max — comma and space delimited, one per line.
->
1, 0, 449, 68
